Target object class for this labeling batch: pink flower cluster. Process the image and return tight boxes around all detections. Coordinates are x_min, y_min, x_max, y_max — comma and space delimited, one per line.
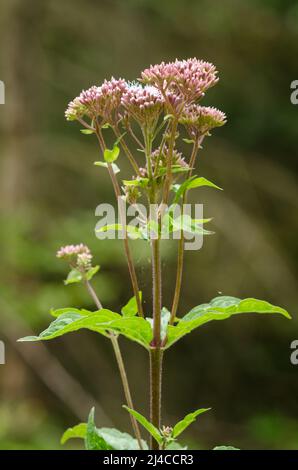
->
65, 59, 223, 130
141, 58, 218, 107
56, 243, 91, 258
56, 244, 93, 270
65, 78, 127, 123
121, 84, 164, 128
179, 105, 226, 137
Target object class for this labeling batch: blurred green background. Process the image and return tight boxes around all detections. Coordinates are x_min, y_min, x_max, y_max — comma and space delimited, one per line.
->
0, 0, 297, 450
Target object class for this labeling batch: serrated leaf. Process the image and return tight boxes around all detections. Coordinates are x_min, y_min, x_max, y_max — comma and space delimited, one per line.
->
121, 293, 142, 317
123, 406, 162, 445
85, 265, 100, 281
104, 145, 120, 163
213, 445, 240, 450
64, 269, 82, 285
172, 408, 210, 438
166, 296, 291, 349
61, 423, 87, 444
18, 309, 153, 349
94, 161, 120, 174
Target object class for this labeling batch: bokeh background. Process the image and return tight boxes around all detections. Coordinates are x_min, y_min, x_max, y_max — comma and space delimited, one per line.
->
0, 0, 298, 450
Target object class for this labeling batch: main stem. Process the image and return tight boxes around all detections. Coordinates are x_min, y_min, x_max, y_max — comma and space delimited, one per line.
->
150, 233, 162, 449
149, 347, 163, 450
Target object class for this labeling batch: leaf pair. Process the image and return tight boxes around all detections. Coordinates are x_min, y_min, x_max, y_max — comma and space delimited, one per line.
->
123, 406, 210, 447
18, 296, 291, 349
64, 265, 100, 285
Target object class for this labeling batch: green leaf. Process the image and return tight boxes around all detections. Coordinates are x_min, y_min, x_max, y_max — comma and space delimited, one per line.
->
166, 441, 188, 450
123, 406, 162, 445
94, 161, 120, 174
98, 428, 148, 450
166, 296, 291, 349
64, 269, 82, 285
171, 214, 214, 235
70, 410, 148, 450
213, 445, 240, 450
85, 265, 100, 281
18, 309, 153, 349
123, 178, 149, 188
50, 307, 91, 318
172, 408, 211, 438
96, 224, 146, 240
80, 129, 95, 135
182, 138, 195, 144
104, 145, 120, 163
17, 309, 120, 342
86, 408, 112, 450
121, 293, 142, 317
61, 423, 87, 445
158, 165, 190, 176
173, 176, 222, 203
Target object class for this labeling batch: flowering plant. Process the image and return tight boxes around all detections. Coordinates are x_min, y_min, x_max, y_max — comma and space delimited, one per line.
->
19, 58, 291, 451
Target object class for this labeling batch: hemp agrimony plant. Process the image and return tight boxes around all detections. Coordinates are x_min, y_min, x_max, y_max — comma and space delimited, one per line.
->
19, 58, 291, 450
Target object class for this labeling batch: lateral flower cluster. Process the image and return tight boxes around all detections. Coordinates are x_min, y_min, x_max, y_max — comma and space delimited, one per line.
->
57, 244, 93, 271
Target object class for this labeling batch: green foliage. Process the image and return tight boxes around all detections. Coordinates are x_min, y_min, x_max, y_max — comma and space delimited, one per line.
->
96, 224, 145, 240
124, 406, 210, 448
213, 446, 240, 450
166, 296, 291, 349
85, 265, 100, 281
172, 408, 211, 438
121, 293, 142, 317
123, 406, 162, 445
173, 176, 222, 203
85, 408, 112, 450
61, 423, 87, 444
62, 408, 147, 450
80, 129, 95, 135
104, 145, 120, 163
94, 161, 120, 174
18, 308, 153, 349
64, 269, 82, 285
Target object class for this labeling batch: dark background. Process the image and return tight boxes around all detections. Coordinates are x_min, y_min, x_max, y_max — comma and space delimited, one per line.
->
0, 0, 297, 449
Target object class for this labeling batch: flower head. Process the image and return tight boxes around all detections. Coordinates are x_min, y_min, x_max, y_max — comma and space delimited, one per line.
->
56, 243, 91, 259
121, 84, 164, 129
57, 244, 93, 271
179, 105, 226, 137
65, 98, 87, 121
65, 78, 128, 124
141, 58, 218, 109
